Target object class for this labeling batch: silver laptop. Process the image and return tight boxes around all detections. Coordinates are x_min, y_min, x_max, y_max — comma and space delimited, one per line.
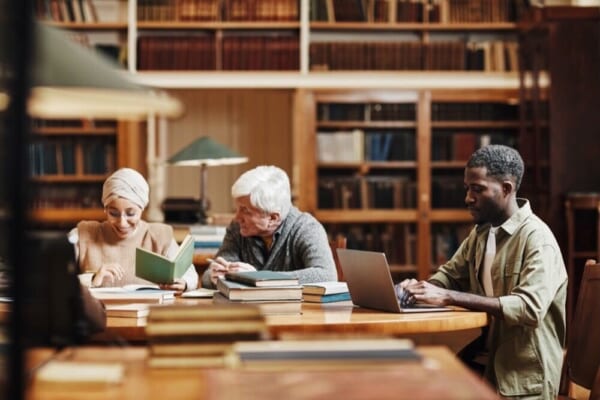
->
337, 248, 451, 313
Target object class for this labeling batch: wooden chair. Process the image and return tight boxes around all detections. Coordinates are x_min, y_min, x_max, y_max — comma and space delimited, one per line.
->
329, 235, 347, 282
559, 259, 600, 399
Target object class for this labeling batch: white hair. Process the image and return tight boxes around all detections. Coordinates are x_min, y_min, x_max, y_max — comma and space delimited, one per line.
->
231, 166, 291, 219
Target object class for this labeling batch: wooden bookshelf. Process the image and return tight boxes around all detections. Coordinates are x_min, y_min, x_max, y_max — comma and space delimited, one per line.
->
293, 88, 523, 281
36, 0, 526, 77
28, 119, 143, 228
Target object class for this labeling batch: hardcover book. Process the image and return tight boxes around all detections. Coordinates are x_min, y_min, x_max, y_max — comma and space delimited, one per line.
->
135, 234, 194, 284
105, 303, 150, 318
216, 278, 303, 301
230, 339, 421, 365
302, 281, 349, 295
89, 287, 175, 305
302, 292, 352, 303
213, 292, 302, 315
224, 270, 299, 287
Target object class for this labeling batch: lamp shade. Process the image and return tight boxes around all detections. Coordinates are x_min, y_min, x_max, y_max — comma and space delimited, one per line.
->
168, 137, 248, 167
25, 22, 182, 120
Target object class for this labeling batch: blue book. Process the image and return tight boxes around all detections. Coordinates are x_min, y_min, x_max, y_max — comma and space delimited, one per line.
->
303, 291, 352, 303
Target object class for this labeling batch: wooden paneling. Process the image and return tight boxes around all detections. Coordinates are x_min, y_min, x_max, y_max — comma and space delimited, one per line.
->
164, 89, 294, 214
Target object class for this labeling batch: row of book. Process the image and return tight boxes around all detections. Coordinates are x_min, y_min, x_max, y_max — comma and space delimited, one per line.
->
28, 139, 116, 176
318, 175, 417, 210
431, 131, 518, 161
35, 0, 127, 23
311, 0, 526, 23
318, 102, 416, 122
31, 185, 103, 210
137, 35, 299, 71
310, 40, 518, 72
317, 130, 416, 163
325, 223, 417, 267
138, 0, 298, 22
31, 119, 117, 130
317, 101, 518, 122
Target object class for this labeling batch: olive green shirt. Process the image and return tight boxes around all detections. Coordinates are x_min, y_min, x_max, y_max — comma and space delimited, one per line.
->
430, 199, 567, 399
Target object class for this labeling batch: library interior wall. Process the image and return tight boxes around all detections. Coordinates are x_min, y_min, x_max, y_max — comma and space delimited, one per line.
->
164, 89, 294, 214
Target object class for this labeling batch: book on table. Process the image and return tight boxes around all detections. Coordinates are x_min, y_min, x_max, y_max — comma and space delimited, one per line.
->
224, 270, 299, 287
105, 303, 150, 318
135, 234, 194, 284
148, 303, 263, 322
213, 292, 301, 315
216, 278, 303, 301
302, 292, 352, 303
302, 281, 349, 295
89, 287, 175, 304
228, 338, 421, 367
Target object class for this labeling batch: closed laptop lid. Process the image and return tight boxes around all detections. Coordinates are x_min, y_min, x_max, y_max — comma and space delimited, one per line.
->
337, 248, 401, 313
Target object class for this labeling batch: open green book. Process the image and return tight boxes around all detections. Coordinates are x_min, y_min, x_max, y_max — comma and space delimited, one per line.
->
135, 234, 194, 284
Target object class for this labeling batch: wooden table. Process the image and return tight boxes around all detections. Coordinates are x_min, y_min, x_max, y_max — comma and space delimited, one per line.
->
26, 346, 499, 400
98, 300, 487, 353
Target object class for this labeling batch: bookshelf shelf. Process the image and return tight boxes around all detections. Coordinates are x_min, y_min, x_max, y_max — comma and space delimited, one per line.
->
314, 209, 418, 223
318, 161, 418, 170
29, 208, 106, 224
137, 21, 301, 30
310, 22, 517, 31
32, 127, 117, 135
45, 22, 128, 30
317, 121, 417, 129
30, 175, 108, 183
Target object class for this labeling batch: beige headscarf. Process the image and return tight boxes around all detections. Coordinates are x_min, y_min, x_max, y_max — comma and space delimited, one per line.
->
101, 168, 149, 209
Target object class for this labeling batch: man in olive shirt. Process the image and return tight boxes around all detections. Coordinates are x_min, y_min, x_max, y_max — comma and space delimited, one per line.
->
398, 145, 567, 399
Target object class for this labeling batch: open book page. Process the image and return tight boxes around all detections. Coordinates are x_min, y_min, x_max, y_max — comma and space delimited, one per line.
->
135, 234, 194, 284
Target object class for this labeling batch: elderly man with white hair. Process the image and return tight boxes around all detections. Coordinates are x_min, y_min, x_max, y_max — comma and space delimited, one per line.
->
72, 167, 198, 293
202, 165, 337, 289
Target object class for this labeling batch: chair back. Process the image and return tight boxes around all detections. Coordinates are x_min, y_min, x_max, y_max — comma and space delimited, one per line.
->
329, 236, 347, 282
568, 260, 600, 389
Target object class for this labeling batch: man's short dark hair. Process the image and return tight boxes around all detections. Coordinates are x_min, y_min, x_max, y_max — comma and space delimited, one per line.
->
467, 145, 524, 191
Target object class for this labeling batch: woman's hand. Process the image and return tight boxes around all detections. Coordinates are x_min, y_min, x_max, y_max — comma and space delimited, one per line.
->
160, 278, 187, 294
91, 263, 124, 287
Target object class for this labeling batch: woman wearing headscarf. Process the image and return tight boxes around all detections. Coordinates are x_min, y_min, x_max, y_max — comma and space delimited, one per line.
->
71, 168, 198, 293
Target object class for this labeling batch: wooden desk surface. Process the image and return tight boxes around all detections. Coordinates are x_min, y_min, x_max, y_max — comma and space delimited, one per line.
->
97, 300, 487, 352
26, 346, 499, 400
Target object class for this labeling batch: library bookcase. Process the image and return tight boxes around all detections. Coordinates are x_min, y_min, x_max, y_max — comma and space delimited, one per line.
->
293, 88, 523, 281
28, 118, 144, 228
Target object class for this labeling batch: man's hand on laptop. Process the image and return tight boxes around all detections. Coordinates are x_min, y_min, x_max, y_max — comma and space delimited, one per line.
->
398, 280, 453, 307
395, 279, 418, 307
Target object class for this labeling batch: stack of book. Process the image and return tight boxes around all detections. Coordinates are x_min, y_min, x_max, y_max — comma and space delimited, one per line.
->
190, 225, 226, 255
214, 271, 303, 315
105, 303, 150, 327
302, 281, 352, 304
145, 304, 268, 368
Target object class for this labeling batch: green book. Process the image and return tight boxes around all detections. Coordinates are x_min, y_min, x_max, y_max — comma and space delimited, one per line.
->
224, 270, 299, 287
135, 234, 194, 284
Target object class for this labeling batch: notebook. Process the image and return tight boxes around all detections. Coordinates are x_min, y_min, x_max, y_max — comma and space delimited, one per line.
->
336, 248, 451, 313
